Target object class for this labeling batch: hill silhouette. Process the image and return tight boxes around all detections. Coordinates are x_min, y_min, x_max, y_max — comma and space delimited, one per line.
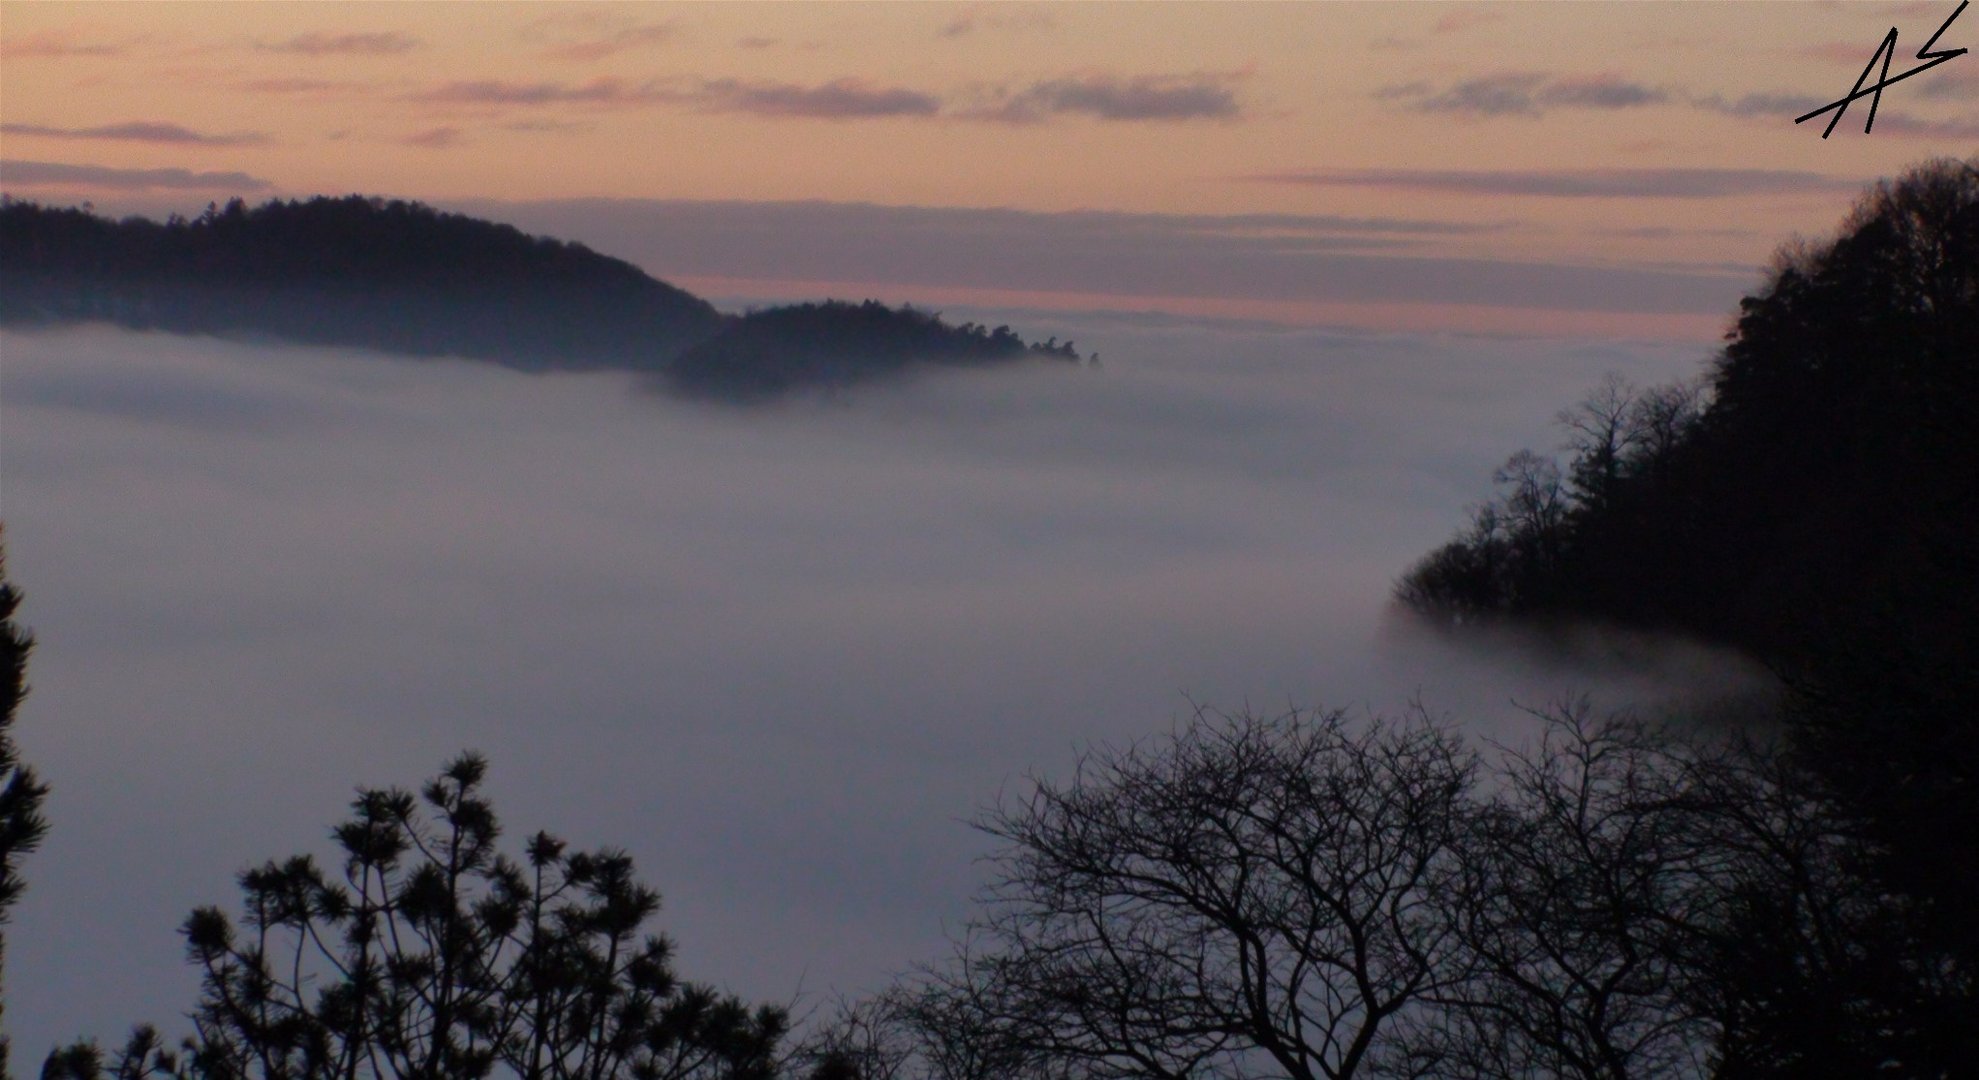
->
1397, 158, 1979, 1023
666, 300, 1082, 401
0, 195, 1085, 398
1397, 157, 1977, 670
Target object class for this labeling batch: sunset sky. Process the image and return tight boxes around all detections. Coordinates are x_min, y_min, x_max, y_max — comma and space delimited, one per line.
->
4, 1, 1976, 334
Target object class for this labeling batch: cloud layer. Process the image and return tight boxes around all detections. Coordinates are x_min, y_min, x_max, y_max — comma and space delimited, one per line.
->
1254, 167, 1862, 200
0, 121, 268, 146
1379, 73, 1668, 118
965, 74, 1243, 123
398, 69, 1241, 123
449, 197, 1755, 328
1, 322, 1742, 1059
0, 159, 272, 191
257, 31, 422, 56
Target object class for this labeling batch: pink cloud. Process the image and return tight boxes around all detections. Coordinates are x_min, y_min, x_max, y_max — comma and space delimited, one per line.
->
1434, 10, 1504, 35
964, 73, 1246, 123
410, 77, 673, 108
0, 159, 271, 191
522, 13, 679, 62
0, 29, 124, 59
239, 77, 372, 97
408, 76, 941, 119
403, 127, 466, 149
0, 121, 268, 146
1798, 41, 1884, 65
542, 25, 678, 63
693, 78, 941, 119
938, 5, 1057, 39
258, 31, 421, 56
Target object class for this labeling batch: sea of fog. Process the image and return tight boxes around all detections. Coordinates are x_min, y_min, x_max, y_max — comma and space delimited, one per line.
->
0, 316, 1763, 1059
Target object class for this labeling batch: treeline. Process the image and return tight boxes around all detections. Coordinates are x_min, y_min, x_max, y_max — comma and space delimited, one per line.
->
1396, 157, 1977, 667
1391, 156, 1979, 1074
0, 196, 724, 372
808, 702, 1970, 1079
667, 300, 1087, 402
0, 197, 1087, 399
22, 705, 1970, 1078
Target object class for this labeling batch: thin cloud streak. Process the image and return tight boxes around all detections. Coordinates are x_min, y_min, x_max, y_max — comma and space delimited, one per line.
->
0, 159, 272, 191
937, 6, 1057, 39
965, 74, 1244, 123
1690, 91, 1832, 120
533, 21, 679, 63
1379, 73, 1668, 117
410, 77, 670, 107
1434, 10, 1504, 35
0, 30, 125, 59
402, 127, 466, 149
696, 78, 942, 119
405, 71, 1235, 123
1253, 167, 1862, 199
449, 197, 1743, 324
238, 77, 373, 97
0, 121, 268, 147
258, 31, 421, 56
408, 76, 939, 118
1689, 88, 1979, 136
1916, 69, 1979, 102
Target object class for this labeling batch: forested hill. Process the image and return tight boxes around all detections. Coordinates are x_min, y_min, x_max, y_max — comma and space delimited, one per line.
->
1397, 156, 1977, 671
0, 196, 724, 371
667, 300, 1083, 402
0, 195, 1086, 397
1397, 158, 1979, 1033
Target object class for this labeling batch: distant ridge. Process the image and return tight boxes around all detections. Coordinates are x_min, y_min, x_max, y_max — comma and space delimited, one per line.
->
0, 195, 1085, 400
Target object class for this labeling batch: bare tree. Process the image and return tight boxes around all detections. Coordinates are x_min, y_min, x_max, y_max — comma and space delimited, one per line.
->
1621, 380, 1705, 478
1557, 375, 1643, 512
1414, 703, 1713, 1080
898, 706, 1477, 1080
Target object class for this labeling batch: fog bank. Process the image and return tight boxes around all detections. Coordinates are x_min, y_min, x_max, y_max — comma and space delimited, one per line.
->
1, 319, 1752, 1058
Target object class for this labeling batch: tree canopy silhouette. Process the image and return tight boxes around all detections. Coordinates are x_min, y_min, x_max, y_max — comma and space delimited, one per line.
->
0, 197, 1088, 398
0, 534, 49, 1079
804, 701, 1967, 1078
1396, 156, 1977, 660
1393, 156, 1979, 1074
42, 753, 786, 1080
663, 301, 1085, 403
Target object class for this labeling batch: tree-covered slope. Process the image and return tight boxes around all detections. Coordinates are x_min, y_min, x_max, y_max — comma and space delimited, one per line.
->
664, 300, 1084, 401
0, 197, 1086, 397
1397, 159, 1979, 1043
1398, 157, 1978, 667
0, 196, 727, 371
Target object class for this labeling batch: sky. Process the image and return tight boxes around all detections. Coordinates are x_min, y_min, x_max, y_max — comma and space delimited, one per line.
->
0, 0, 1971, 1066
4, 1, 1977, 335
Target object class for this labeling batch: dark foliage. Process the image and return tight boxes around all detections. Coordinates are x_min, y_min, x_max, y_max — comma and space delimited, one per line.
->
44, 753, 785, 1080
1396, 156, 1977, 657
663, 301, 1086, 403
812, 703, 1943, 1080
0, 195, 723, 371
0, 198, 1088, 397
1395, 157, 1979, 1074
2, 533, 50, 1080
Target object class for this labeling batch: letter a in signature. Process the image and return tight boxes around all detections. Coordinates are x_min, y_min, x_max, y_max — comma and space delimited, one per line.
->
1796, 0, 1968, 137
